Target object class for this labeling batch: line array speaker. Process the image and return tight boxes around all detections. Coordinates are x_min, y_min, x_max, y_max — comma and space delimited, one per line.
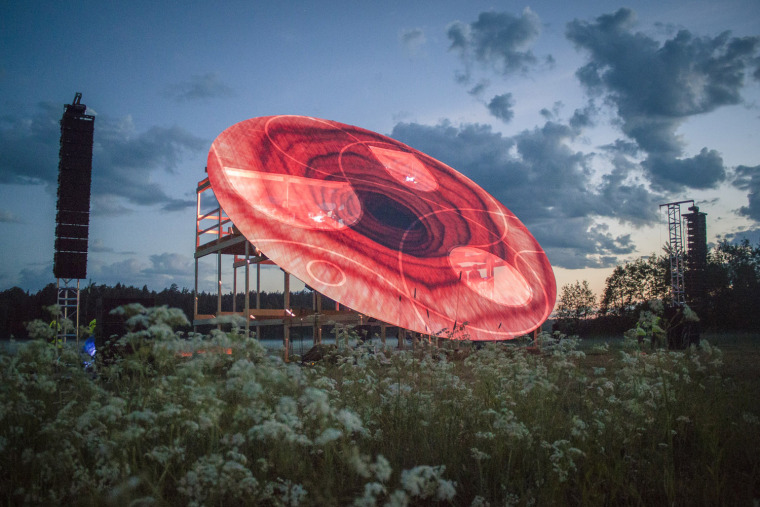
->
54, 93, 95, 280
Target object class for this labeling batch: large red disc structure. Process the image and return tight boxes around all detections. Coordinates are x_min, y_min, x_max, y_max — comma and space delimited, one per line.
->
207, 115, 555, 340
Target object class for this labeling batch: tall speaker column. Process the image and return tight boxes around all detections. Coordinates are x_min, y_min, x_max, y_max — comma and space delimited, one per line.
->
53, 93, 95, 345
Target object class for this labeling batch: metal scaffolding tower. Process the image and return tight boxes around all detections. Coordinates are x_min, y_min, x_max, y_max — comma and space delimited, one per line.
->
660, 200, 693, 307
56, 278, 81, 345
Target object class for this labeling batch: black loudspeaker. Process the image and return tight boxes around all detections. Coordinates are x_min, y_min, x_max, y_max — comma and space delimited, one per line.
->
54, 93, 94, 280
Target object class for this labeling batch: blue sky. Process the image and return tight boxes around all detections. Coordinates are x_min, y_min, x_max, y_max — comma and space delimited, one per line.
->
1, 0, 759, 299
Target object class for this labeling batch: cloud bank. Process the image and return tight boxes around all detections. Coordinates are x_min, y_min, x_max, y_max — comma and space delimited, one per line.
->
0, 102, 206, 213
447, 8, 547, 81
391, 119, 644, 269
567, 8, 759, 191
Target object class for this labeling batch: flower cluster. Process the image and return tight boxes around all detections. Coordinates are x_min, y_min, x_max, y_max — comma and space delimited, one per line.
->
1, 308, 757, 506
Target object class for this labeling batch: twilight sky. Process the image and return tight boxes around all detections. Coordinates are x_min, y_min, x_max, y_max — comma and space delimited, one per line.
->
1, 0, 759, 299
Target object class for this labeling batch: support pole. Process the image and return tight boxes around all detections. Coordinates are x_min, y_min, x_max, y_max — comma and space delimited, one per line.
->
244, 242, 250, 338
256, 262, 261, 310
283, 270, 290, 362
217, 250, 222, 330
76, 279, 80, 346
217, 205, 223, 329
313, 291, 322, 345
232, 262, 237, 314
193, 257, 199, 332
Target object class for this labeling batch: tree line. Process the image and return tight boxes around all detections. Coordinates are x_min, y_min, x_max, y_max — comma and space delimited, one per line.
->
555, 239, 760, 336
0, 282, 328, 340
3, 238, 758, 340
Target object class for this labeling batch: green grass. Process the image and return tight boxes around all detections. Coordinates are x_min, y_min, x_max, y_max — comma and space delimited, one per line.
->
1, 308, 758, 505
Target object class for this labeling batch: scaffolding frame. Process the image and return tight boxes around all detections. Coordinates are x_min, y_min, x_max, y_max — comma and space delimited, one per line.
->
56, 278, 81, 345
660, 200, 694, 307
192, 177, 398, 359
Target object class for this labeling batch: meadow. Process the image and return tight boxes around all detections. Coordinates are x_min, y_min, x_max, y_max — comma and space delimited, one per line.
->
1, 305, 758, 506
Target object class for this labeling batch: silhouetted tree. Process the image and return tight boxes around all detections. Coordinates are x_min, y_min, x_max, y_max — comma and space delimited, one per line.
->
557, 280, 596, 322
600, 254, 669, 317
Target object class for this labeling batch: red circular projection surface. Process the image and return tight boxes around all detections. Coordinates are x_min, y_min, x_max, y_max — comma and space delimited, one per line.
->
207, 116, 556, 340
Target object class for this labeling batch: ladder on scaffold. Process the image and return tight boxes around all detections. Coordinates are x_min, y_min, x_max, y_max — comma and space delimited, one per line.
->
56, 278, 81, 346
660, 201, 691, 307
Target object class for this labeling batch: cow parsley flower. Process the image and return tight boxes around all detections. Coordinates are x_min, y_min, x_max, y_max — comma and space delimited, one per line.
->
337, 408, 366, 434
314, 428, 343, 445
400, 465, 456, 501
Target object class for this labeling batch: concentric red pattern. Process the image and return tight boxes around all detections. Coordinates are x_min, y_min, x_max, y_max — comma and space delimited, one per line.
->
207, 116, 556, 340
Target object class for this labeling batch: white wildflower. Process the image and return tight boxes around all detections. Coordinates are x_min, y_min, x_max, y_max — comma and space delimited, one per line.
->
127, 409, 157, 425
348, 449, 372, 478
570, 416, 588, 440
266, 479, 307, 506
221, 432, 246, 448
314, 428, 343, 445
471, 495, 491, 507
146, 444, 185, 466
256, 457, 270, 473
276, 396, 301, 427
470, 447, 491, 461
544, 440, 585, 483
300, 387, 331, 418
400, 465, 456, 501
384, 489, 409, 507
371, 455, 392, 483
353, 482, 386, 507
249, 420, 311, 446
312, 376, 338, 391
337, 408, 366, 434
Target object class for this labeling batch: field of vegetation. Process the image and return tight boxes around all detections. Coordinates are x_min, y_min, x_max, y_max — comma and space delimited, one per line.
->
2, 305, 759, 506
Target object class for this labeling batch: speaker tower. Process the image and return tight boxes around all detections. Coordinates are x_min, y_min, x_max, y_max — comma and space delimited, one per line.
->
53, 93, 95, 344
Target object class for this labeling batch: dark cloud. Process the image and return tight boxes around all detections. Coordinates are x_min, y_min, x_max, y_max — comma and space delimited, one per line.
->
566, 8, 759, 191
569, 102, 598, 130
467, 80, 490, 97
93, 119, 204, 212
642, 148, 725, 191
0, 102, 205, 213
487, 93, 515, 123
447, 8, 545, 82
538, 102, 561, 122
600, 139, 640, 157
721, 227, 760, 245
0, 102, 61, 184
391, 119, 655, 269
596, 160, 662, 226
733, 164, 760, 221
400, 28, 426, 57
528, 218, 634, 269
163, 72, 236, 102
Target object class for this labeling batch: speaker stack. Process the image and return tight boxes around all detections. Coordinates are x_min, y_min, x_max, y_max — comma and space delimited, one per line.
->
54, 93, 94, 280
